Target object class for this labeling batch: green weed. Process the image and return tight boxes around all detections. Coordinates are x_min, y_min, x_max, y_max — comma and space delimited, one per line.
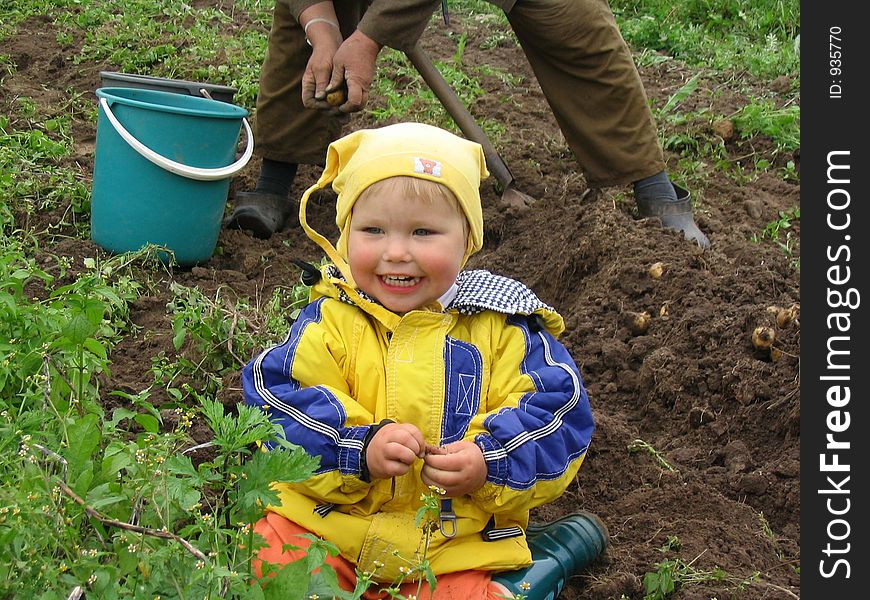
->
628, 439, 676, 472
476, 63, 524, 87
652, 76, 798, 184
2, 392, 319, 598
750, 206, 799, 268
0, 245, 154, 421
0, 1, 800, 597
781, 160, 798, 182
1, 101, 92, 227
732, 101, 800, 154
759, 206, 799, 242
167, 283, 256, 381
165, 272, 312, 390
34, 0, 270, 109
368, 38, 506, 145
660, 535, 682, 552
0, 235, 301, 597
659, 74, 702, 117
643, 554, 760, 600
611, 0, 799, 79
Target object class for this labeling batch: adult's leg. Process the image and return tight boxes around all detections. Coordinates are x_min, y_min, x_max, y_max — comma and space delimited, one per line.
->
506, 0, 709, 247
254, 3, 358, 166
226, 1, 362, 238
506, 0, 663, 187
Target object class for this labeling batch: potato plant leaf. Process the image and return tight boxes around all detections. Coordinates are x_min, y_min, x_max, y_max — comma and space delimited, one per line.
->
235, 447, 319, 523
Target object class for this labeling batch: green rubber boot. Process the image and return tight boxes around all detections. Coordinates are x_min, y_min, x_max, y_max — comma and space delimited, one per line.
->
492, 512, 609, 600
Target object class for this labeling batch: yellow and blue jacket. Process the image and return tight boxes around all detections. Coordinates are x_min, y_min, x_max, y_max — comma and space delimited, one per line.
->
242, 266, 594, 580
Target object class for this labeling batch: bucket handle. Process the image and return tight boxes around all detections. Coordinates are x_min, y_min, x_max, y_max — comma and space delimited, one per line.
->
99, 97, 253, 181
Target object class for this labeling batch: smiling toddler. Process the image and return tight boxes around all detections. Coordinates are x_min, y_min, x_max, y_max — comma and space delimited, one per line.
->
242, 122, 607, 600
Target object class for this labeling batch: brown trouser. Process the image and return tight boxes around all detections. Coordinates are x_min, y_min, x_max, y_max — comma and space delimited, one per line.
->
254, 0, 665, 187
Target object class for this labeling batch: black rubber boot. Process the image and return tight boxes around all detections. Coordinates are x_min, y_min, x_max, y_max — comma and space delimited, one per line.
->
225, 160, 298, 239
492, 512, 609, 600
224, 191, 296, 239
635, 177, 711, 250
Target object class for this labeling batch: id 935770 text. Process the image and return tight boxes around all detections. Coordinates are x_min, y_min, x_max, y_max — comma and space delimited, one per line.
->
829, 26, 843, 99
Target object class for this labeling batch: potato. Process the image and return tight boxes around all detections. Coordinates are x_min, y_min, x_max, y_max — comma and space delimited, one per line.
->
776, 303, 799, 328
751, 326, 776, 350
770, 347, 783, 363
712, 119, 735, 140
326, 87, 347, 107
648, 261, 667, 279
624, 311, 651, 335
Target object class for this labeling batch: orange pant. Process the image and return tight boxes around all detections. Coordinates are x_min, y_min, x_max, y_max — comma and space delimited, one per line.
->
253, 512, 505, 600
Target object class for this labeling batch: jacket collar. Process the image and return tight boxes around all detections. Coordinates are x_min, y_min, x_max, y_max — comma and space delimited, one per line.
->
315, 265, 563, 334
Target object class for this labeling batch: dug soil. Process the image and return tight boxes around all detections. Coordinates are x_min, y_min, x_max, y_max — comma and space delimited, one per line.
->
3, 3, 800, 598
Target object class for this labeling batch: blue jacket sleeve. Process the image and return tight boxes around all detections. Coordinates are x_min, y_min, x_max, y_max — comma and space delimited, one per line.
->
242, 299, 374, 499
469, 314, 594, 513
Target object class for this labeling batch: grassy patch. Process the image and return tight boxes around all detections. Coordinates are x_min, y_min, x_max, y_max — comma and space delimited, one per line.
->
0, 109, 91, 231
751, 206, 800, 269
612, 0, 800, 79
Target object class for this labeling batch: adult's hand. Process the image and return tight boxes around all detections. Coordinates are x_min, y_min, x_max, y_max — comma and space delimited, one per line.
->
421, 441, 487, 498
365, 422, 425, 480
328, 30, 382, 113
300, 19, 344, 112
302, 29, 381, 114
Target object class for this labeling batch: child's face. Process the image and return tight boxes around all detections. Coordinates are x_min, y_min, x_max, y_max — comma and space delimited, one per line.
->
347, 186, 468, 314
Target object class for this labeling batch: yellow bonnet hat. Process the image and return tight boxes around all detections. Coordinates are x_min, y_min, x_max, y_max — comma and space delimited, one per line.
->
299, 122, 489, 286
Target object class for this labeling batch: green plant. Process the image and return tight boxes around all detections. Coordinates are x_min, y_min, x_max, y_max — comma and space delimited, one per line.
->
660, 535, 682, 552
167, 282, 255, 380
751, 206, 799, 267
611, 0, 799, 79
1, 389, 319, 598
0, 244, 154, 421
642, 553, 760, 600
758, 512, 775, 539
55, 30, 73, 45
367, 40, 506, 144
659, 74, 702, 117
165, 270, 313, 389
732, 101, 800, 154
628, 439, 676, 472
781, 159, 798, 182
46, 0, 270, 109
0, 100, 92, 227
476, 63, 524, 87
0, 1, 801, 596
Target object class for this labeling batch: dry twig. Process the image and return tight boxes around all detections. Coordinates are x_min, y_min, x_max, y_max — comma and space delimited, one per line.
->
56, 481, 208, 562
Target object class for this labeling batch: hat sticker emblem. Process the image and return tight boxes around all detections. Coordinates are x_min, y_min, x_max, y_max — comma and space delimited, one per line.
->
414, 157, 442, 177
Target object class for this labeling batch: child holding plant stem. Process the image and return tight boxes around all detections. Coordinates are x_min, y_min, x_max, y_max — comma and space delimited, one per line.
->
242, 122, 608, 599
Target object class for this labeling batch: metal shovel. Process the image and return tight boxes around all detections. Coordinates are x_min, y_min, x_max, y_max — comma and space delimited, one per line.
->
405, 43, 536, 208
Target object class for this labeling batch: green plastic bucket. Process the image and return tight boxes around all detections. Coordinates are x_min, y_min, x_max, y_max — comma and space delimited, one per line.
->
91, 87, 252, 266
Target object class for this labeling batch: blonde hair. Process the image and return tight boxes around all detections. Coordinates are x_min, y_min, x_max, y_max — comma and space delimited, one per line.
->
355, 176, 471, 237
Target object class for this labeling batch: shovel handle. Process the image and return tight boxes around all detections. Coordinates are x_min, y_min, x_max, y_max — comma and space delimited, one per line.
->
405, 43, 514, 190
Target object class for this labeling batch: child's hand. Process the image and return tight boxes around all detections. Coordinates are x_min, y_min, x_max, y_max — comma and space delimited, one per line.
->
365, 423, 425, 480
421, 441, 487, 497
